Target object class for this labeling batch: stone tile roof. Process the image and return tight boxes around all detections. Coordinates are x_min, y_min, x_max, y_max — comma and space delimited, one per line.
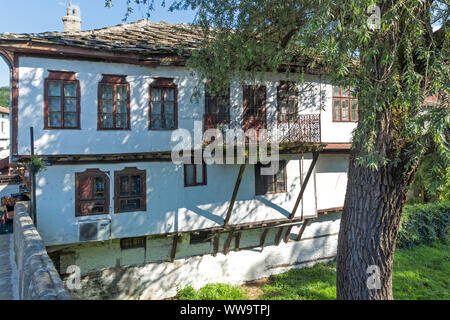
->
0, 107, 9, 114
0, 20, 204, 55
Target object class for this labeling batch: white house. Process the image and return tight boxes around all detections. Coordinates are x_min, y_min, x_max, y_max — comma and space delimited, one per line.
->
0, 10, 357, 299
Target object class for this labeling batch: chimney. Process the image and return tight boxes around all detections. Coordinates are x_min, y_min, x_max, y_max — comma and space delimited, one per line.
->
62, 6, 81, 32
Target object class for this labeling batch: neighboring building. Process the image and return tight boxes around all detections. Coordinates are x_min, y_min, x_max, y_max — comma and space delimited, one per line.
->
0, 106, 9, 151
0, 10, 356, 299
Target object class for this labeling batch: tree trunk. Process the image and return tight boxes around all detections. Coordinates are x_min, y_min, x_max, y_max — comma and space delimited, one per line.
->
336, 109, 419, 300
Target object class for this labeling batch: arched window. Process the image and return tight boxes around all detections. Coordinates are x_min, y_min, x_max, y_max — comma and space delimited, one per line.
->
75, 169, 110, 217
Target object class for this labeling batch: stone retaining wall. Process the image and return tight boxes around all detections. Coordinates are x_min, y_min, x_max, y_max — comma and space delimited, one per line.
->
13, 202, 71, 300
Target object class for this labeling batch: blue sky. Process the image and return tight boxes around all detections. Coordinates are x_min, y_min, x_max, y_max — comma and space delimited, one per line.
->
0, 0, 196, 87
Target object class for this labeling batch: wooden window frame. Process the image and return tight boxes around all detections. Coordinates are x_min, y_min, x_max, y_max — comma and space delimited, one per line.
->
243, 85, 267, 128
254, 160, 287, 195
148, 77, 178, 130
204, 86, 231, 125
75, 168, 110, 217
44, 70, 81, 129
97, 74, 131, 130
277, 81, 299, 123
120, 237, 146, 250
184, 162, 207, 187
332, 85, 358, 122
114, 167, 147, 214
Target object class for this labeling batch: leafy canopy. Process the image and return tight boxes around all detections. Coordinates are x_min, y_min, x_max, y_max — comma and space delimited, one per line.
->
106, 0, 449, 170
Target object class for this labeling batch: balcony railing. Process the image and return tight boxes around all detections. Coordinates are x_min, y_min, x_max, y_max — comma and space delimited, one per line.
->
203, 113, 321, 145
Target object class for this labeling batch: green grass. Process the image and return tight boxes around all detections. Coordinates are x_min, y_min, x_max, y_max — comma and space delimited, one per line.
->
176, 241, 449, 300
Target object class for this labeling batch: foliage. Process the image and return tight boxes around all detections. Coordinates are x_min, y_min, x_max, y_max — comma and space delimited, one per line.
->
177, 283, 248, 300
177, 242, 449, 300
15, 155, 47, 175
0, 87, 9, 108
397, 200, 450, 249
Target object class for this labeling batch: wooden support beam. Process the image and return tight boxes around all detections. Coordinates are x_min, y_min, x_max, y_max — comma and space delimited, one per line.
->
289, 152, 319, 219
274, 227, 284, 246
283, 226, 293, 243
296, 219, 310, 241
259, 229, 269, 247
224, 164, 246, 228
234, 232, 242, 252
170, 234, 179, 262
223, 229, 235, 255
213, 233, 220, 257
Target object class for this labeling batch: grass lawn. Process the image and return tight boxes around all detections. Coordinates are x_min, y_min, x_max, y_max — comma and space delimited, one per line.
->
177, 241, 449, 300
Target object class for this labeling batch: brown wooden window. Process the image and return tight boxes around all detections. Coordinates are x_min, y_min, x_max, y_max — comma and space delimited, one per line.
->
255, 161, 287, 195
332, 85, 358, 122
98, 75, 130, 130
75, 169, 110, 217
114, 167, 146, 213
205, 85, 230, 124
184, 163, 207, 187
243, 85, 266, 119
120, 237, 146, 250
277, 81, 298, 122
44, 70, 80, 129
149, 78, 177, 130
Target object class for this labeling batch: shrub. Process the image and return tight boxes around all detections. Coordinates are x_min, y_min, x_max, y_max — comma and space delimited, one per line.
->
397, 201, 449, 249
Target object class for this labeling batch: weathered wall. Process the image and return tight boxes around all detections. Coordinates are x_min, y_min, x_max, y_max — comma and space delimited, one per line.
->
34, 153, 347, 246
16, 56, 356, 156
55, 212, 340, 300
13, 201, 71, 300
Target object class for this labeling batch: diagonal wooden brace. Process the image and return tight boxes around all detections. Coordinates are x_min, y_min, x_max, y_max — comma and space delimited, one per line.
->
289, 152, 319, 220
224, 164, 246, 228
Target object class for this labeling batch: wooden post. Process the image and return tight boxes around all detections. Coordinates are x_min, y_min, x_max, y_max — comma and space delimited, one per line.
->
274, 227, 284, 246
289, 152, 319, 219
213, 233, 220, 257
224, 164, 246, 228
283, 226, 293, 243
223, 228, 235, 255
296, 219, 310, 241
259, 229, 269, 247
170, 234, 179, 262
234, 231, 242, 252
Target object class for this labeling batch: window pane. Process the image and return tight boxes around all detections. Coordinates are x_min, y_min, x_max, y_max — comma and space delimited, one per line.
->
196, 164, 203, 184
151, 102, 162, 115
48, 97, 61, 111
150, 115, 162, 129
119, 176, 129, 195
64, 97, 77, 112
287, 99, 297, 114
64, 83, 77, 97
342, 100, 349, 120
116, 85, 127, 100
116, 100, 127, 114
120, 199, 140, 211
48, 81, 61, 96
131, 176, 141, 195
351, 100, 358, 121
342, 86, 349, 97
102, 99, 113, 114
165, 114, 175, 129
93, 177, 105, 198
165, 101, 174, 114
164, 88, 175, 101
116, 114, 127, 128
49, 112, 61, 127
64, 112, 77, 127
101, 114, 113, 128
101, 85, 113, 100
151, 88, 161, 101
185, 165, 195, 185
80, 177, 93, 199
333, 100, 341, 121
332, 86, 340, 96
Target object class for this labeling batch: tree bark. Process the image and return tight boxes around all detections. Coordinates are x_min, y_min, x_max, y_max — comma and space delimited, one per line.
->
336, 109, 420, 300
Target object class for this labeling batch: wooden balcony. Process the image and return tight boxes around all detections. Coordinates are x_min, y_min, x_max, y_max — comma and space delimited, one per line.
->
203, 114, 321, 148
